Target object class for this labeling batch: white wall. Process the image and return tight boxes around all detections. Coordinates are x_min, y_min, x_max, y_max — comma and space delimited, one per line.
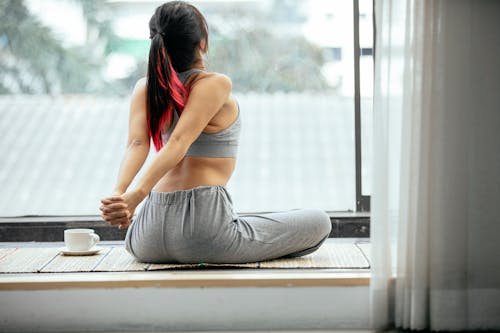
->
0, 286, 369, 332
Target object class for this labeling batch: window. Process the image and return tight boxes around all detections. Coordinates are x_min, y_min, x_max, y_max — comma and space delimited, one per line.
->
0, 0, 373, 217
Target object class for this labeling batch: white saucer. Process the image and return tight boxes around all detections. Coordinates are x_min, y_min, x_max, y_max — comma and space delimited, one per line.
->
59, 246, 103, 256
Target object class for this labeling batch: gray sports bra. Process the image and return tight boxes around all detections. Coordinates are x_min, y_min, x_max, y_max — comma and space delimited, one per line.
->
160, 68, 241, 158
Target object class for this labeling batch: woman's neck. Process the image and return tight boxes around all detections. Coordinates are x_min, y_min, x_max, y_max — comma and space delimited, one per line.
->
190, 52, 206, 70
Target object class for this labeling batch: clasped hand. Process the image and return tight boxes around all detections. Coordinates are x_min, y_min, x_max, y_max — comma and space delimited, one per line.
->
100, 190, 144, 230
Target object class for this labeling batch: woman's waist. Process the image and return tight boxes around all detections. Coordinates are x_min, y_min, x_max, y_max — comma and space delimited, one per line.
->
153, 177, 229, 193
152, 157, 235, 193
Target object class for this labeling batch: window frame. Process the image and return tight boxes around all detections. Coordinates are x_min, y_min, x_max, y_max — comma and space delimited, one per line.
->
354, 0, 371, 212
0, 213, 369, 242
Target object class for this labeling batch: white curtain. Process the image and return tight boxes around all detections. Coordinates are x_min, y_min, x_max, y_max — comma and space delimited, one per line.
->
370, 0, 500, 330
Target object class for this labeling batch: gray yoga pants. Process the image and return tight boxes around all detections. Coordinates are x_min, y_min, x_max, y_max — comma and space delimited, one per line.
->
124, 186, 331, 264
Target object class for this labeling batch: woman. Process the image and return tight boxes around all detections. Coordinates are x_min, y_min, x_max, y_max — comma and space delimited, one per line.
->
100, 1, 331, 264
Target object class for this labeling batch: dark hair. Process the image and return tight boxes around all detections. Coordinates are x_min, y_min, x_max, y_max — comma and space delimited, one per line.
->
147, 1, 209, 151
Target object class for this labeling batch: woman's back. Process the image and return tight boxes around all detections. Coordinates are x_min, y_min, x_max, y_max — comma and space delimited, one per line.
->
149, 68, 241, 192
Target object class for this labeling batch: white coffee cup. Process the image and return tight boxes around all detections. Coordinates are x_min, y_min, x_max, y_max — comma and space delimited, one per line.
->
64, 229, 100, 251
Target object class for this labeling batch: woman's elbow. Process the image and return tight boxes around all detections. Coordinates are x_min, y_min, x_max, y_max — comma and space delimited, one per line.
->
168, 134, 191, 153
127, 139, 150, 150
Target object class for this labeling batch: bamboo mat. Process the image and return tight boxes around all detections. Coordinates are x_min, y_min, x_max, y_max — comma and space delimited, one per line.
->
0, 248, 61, 273
0, 241, 371, 274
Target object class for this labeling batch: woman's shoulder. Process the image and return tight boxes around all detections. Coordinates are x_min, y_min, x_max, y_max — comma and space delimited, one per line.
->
135, 76, 147, 88
126, 77, 147, 108
132, 72, 229, 86
190, 71, 232, 92
131, 73, 231, 96
197, 71, 231, 82
131, 77, 147, 97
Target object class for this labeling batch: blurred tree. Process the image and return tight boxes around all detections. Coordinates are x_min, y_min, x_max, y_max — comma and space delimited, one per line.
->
0, 0, 329, 95
0, 0, 95, 94
78, 0, 131, 95
0, 0, 124, 95
206, 4, 329, 93
209, 28, 328, 92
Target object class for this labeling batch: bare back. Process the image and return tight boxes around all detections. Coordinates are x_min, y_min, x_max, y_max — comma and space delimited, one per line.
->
151, 70, 239, 192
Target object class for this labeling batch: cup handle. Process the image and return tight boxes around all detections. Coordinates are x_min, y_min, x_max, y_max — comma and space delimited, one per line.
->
91, 233, 100, 247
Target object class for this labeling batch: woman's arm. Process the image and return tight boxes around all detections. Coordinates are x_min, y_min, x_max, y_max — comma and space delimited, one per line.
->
99, 78, 150, 227
112, 78, 150, 194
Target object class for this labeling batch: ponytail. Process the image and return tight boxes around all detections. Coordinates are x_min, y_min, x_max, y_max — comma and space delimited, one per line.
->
146, 33, 188, 152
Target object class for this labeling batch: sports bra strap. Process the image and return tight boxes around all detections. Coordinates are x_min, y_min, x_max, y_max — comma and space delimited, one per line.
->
177, 68, 204, 85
